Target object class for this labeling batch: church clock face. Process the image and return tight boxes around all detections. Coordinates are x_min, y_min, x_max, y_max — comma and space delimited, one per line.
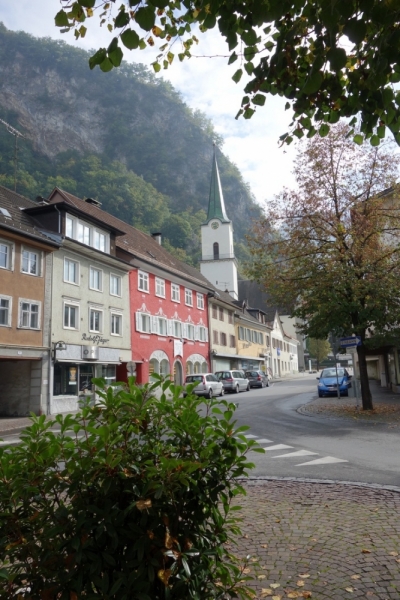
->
211, 221, 219, 230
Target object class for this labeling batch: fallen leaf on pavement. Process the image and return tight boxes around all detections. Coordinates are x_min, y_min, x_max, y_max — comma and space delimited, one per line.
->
260, 544, 268, 548
287, 592, 300, 598
389, 551, 398, 556
260, 589, 272, 597
302, 592, 312, 599
243, 568, 251, 574
361, 549, 371, 553
345, 587, 354, 592
258, 575, 266, 580
272, 596, 281, 600
350, 575, 361, 580
275, 519, 281, 523
270, 583, 280, 589
297, 580, 305, 587
298, 574, 310, 578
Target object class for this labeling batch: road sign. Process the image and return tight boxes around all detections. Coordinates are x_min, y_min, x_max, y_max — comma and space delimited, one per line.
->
340, 336, 361, 348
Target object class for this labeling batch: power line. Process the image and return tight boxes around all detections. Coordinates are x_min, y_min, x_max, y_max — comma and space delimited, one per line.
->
0, 118, 25, 192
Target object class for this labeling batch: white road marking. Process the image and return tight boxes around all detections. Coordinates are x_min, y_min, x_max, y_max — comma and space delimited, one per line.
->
273, 450, 318, 458
296, 456, 348, 466
243, 434, 258, 438
262, 444, 294, 451
257, 438, 274, 444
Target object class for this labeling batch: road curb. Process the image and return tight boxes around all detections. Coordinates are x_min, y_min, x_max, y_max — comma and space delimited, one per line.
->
238, 475, 400, 493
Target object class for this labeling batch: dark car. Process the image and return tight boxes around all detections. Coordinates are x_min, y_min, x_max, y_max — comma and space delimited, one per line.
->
245, 370, 269, 388
317, 367, 352, 397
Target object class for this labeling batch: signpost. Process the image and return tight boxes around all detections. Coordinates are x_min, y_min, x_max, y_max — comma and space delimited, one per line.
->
340, 336, 361, 348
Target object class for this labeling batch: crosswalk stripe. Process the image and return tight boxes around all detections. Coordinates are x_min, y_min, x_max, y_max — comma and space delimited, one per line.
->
257, 438, 274, 444
273, 450, 318, 458
262, 444, 294, 451
295, 456, 348, 465
243, 434, 258, 438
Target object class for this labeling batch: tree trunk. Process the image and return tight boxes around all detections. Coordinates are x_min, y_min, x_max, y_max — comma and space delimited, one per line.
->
357, 344, 373, 410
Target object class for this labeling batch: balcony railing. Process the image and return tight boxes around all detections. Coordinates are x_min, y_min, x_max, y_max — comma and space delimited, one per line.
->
201, 253, 236, 261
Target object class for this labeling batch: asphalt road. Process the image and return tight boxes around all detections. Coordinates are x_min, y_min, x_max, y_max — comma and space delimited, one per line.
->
231, 374, 400, 488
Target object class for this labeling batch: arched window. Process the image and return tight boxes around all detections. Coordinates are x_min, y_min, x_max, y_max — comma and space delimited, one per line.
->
213, 242, 219, 259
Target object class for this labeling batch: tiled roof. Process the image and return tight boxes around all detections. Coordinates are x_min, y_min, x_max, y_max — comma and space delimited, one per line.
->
0, 185, 60, 247
45, 188, 214, 290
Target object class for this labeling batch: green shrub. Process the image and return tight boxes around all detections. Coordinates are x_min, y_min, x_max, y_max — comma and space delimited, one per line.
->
0, 377, 263, 599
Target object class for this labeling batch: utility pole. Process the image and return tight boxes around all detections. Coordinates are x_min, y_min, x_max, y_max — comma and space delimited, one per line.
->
0, 118, 25, 192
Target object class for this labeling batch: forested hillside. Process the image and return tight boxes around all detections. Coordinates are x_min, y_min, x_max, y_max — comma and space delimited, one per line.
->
0, 24, 261, 266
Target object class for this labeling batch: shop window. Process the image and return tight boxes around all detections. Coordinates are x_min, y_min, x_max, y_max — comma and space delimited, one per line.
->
101, 365, 116, 385
53, 363, 79, 395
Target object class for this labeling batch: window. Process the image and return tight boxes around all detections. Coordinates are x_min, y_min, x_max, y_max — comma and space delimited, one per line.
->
185, 288, 193, 306
64, 303, 79, 329
19, 300, 40, 329
138, 270, 149, 292
238, 326, 244, 340
198, 326, 208, 342
136, 312, 151, 333
219, 307, 224, 321
228, 311, 233, 324
230, 334, 236, 348
101, 365, 116, 385
64, 258, 79, 284
21, 249, 39, 276
266, 335, 270, 347
171, 283, 180, 302
212, 304, 217, 319
89, 267, 103, 291
246, 328, 251, 342
173, 320, 182, 338
220, 332, 227, 346
77, 222, 90, 245
213, 330, 219, 344
111, 312, 122, 336
155, 277, 165, 298
110, 273, 121, 296
66, 216, 74, 238
0, 296, 11, 326
197, 293, 204, 310
0, 241, 11, 270
157, 317, 168, 336
187, 324, 195, 340
213, 242, 219, 259
94, 230, 106, 252
89, 308, 102, 333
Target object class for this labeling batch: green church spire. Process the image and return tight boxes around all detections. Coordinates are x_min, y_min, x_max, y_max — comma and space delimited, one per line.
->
205, 145, 230, 224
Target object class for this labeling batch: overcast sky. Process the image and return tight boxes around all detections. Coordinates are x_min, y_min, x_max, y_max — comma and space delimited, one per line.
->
0, 1, 301, 207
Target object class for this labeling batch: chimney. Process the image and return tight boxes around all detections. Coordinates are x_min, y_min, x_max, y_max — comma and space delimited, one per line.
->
151, 232, 162, 245
85, 197, 102, 207
35, 196, 49, 205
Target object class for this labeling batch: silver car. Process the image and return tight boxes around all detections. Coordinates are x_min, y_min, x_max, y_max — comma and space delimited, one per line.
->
214, 370, 250, 393
184, 373, 224, 398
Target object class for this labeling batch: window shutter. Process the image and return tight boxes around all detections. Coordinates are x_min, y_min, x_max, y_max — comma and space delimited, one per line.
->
182, 323, 187, 339
205, 327, 209, 342
168, 319, 173, 336
151, 316, 158, 334
135, 312, 141, 332
194, 325, 199, 340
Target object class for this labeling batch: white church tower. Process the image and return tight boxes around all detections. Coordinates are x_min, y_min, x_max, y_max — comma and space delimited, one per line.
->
200, 146, 238, 300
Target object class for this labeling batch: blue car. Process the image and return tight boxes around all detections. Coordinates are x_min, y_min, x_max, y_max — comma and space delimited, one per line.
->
317, 368, 352, 397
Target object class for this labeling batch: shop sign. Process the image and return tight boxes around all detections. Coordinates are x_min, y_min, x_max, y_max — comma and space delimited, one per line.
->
82, 333, 110, 345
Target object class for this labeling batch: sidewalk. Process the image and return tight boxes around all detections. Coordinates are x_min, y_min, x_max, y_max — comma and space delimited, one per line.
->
298, 379, 400, 426
235, 479, 400, 599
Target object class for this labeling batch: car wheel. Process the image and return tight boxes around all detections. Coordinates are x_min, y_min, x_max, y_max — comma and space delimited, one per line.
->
343, 390, 349, 397
246, 383, 250, 391
318, 391, 323, 398
266, 381, 269, 387
235, 384, 240, 394
261, 381, 265, 388
208, 388, 213, 399
219, 386, 225, 397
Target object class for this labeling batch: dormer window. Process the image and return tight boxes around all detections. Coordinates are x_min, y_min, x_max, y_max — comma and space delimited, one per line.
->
65, 214, 109, 253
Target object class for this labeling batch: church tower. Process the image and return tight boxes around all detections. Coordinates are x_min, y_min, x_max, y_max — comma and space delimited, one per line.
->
200, 146, 238, 299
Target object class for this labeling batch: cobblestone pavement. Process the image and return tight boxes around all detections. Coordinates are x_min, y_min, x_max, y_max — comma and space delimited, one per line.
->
234, 480, 400, 600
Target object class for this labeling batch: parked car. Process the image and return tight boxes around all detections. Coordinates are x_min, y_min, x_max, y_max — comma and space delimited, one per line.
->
184, 373, 224, 398
317, 367, 352, 397
214, 370, 250, 393
245, 370, 270, 388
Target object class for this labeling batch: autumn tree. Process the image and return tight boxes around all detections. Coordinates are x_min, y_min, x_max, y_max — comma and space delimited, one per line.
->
55, 1, 400, 145
307, 338, 331, 371
247, 123, 400, 410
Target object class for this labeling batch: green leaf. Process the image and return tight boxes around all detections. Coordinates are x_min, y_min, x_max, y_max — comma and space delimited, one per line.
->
228, 52, 238, 65
152, 61, 161, 73
243, 107, 255, 119
135, 6, 156, 31
353, 134, 364, 145
241, 29, 258, 46
151, 0, 169, 7
252, 93, 266, 106
343, 19, 366, 45
377, 125, 386, 139
302, 71, 323, 95
232, 69, 243, 83
244, 61, 254, 75
121, 28, 140, 49
55, 10, 69, 27
100, 57, 114, 72
115, 9, 130, 28
319, 123, 330, 137
89, 48, 107, 69
370, 134, 380, 146
327, 48, 347, 71
78, 0, 96, 7
109, 47, 123, 67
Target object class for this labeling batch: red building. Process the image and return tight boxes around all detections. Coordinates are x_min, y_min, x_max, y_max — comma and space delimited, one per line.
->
115, 228, 213, 384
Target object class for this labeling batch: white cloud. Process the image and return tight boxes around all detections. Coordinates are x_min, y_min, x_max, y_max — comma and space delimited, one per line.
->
0, 1, 298, 205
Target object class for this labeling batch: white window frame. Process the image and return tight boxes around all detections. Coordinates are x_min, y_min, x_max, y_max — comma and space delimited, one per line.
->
89, 266, 103, 292
157, 316, 168, 336
196, 293, 204, 310
136, 311, 151, 333
138, 270, 149, 293
21, 247, 41, 277
94, 229, 107, 252
0, 294, 12, 327
198, 326, 208, 342
186, 323, 195, 340
155, 277, 165, 298
0, 240, 13, 271
63, 301, 80, 330
110, 311, 123, 336
173, 320, 182, 338
64, 257, 79, 285
171, 283, 180, 303
19, 298, 41, 330
66, 215, 74, 238
185, 288, 193, 306
77, 222, 91, 245
110, 273, 122, 297
89, 307, 103, 333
